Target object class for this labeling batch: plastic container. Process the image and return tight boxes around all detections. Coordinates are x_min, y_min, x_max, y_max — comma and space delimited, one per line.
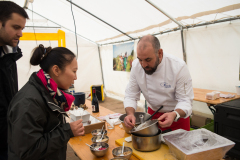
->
73, 92, 85, 106
69, 108, 90, 122
236, 86, 240, 95
163, 128, 235, 160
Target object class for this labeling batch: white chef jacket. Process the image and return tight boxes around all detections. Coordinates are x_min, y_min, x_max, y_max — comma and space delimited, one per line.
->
124, 52, 194, 118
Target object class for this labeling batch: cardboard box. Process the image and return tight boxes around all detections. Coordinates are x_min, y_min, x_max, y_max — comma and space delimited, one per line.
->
191, 114, 211, 128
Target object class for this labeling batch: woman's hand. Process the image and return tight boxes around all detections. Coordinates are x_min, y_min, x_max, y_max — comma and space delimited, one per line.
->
70, 119, 85, 136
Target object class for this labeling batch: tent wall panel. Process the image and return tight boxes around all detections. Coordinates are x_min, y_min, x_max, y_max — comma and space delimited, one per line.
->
17, 29, 102, 93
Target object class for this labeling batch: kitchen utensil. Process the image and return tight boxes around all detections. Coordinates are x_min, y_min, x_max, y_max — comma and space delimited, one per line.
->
85, 143, 95, 150
90, 142, 109, 157
110, 158, 128, 160
91, 135, 109, 143
130, 119, 159, 136
131, 129, 162, 151
145, 106, 163, 122
100, 125, 104, 134
112, 146, 132, 160
119, 142, 125, 156
119, 112, 151, 134
139, 114, 144, 124
91, 129, 107, 136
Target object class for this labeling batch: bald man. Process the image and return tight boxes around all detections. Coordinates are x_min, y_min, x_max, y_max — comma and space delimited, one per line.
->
123, 35, 194, 132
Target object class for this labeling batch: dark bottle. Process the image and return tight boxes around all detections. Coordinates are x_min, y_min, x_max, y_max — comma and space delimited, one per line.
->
92, 88, 99, 113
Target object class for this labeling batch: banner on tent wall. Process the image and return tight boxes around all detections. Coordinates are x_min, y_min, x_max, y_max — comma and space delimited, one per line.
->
113, 42, 134, 72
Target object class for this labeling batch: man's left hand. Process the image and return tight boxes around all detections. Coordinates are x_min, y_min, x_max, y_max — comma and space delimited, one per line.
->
157, 112, 176, 128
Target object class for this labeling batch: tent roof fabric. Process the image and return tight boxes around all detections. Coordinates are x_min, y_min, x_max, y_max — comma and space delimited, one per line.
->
11, 0, 240, 45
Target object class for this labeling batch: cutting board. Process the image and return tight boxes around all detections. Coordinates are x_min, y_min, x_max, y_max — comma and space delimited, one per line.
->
115, 137, 170, 160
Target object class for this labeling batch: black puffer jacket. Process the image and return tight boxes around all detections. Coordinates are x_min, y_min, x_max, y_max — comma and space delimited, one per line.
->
8, 73, 74, 160
0, 46, 22, 150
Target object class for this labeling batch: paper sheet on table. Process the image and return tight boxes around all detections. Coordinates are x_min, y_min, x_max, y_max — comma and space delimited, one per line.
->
220, 93, 235, 98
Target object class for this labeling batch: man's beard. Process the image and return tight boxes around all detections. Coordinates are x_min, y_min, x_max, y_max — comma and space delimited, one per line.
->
143, 58, 159, 75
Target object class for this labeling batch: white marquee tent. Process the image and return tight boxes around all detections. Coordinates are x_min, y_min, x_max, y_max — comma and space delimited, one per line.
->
7, 0, 240, 118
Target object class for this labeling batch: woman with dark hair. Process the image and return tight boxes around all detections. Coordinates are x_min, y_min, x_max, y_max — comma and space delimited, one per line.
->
7, 44, 84, 160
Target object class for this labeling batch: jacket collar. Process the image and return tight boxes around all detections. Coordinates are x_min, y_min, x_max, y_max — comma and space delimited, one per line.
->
0, 45, 22, 61
29, 72, 68, 116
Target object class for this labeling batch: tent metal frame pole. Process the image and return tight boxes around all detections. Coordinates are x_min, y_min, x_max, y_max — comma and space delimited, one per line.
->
27, 9, 98, 45
145, 0, 184, 27
25, 26, 61, 28
145, 0, 187, 62
66, 0, 135, 40
97, 45, 105, 91
101, 16, 240, 46
181, 27, 187, 63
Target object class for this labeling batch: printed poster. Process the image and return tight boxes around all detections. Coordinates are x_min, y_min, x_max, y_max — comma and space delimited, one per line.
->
113, 42, 134, 72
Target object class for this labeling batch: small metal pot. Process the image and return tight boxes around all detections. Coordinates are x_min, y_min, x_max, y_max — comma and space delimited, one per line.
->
131, 129, 162, 152
130, 119, 159, 137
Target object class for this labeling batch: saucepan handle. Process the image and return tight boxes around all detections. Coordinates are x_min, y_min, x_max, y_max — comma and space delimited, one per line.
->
145, 106, 163, 121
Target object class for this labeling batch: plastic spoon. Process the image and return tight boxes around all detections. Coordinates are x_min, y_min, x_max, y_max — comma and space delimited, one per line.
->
119, 142, 125, 156
98, 125, 105, 142
85, 143, 95, 150
100, 125, 104, 135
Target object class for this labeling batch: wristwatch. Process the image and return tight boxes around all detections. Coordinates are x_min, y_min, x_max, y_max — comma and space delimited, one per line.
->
173, 111, 180, 122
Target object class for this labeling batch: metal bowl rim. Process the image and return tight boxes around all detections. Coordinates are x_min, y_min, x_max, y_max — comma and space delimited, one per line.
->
112, 146, 133, 156
118, 112, 151, 123
90, 142, 109, 151
130, 119, 158, 133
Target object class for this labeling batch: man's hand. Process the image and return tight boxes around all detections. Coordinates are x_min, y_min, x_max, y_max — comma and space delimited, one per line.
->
124, 114, 136, 128
157, 112, 176, 128
124, 107, 136, 128
70, 119, 85, 136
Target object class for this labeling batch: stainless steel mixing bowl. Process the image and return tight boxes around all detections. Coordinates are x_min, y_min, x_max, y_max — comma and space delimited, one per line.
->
131, 128, 162, 151
130, 119, 159, 136
90, 142, 109, 157
119, 112, 151, 134
112, 146, 133, 159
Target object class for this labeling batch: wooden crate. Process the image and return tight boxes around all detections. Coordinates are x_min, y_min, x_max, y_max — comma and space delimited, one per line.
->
83, 115, 106, 134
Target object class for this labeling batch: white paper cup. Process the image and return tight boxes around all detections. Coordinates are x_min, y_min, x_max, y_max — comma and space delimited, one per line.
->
236, 86, 240, 95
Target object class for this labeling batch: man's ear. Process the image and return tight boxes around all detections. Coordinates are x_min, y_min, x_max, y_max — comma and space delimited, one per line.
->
51, 65, 60, 77
158, 49, 163, 58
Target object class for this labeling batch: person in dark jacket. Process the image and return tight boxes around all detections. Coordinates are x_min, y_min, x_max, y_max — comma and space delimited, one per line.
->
8, 44, 85, 160
0, 2, 28, 159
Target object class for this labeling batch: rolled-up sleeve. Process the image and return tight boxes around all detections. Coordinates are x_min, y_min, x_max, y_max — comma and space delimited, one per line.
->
124, 67, 141, 110
174, 64, 194, 118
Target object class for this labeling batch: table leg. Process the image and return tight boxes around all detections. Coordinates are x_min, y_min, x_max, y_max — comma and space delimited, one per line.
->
207, 103, 216, 114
